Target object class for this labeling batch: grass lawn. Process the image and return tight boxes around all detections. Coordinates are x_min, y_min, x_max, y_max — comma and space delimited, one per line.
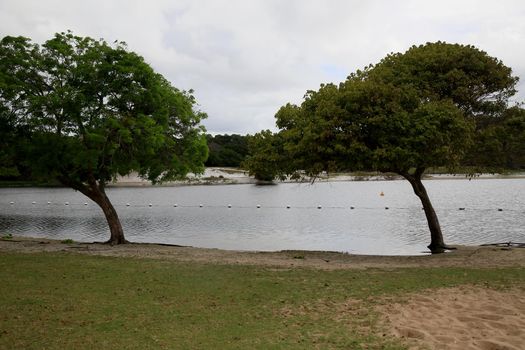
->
0, 252, 524, 349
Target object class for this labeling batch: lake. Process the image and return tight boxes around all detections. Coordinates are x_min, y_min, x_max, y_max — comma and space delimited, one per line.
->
1, 179, 524, 255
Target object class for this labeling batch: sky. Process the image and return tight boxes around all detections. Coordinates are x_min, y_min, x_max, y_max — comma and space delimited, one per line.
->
1, 0, 524, 135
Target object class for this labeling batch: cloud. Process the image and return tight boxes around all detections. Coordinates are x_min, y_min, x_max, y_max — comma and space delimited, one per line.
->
1, 0, 524, 134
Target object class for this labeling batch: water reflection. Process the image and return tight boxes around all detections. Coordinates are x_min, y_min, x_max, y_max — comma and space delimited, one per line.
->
1, 179, 524, 255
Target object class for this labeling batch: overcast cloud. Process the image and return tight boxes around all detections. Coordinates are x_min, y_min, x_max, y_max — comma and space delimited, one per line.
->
1, 0, 524, 134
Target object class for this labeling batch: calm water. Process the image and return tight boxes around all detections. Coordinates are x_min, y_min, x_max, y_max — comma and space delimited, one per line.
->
1, 179, 524, 255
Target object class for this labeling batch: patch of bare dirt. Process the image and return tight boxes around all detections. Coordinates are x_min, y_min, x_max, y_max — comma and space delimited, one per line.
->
1, 236, 524, 270
380, 286, 525, 350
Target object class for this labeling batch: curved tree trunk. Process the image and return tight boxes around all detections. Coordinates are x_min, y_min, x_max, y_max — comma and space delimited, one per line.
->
399, 168, 448, 254
58, 175, 127, 245
88, 186, 127, 245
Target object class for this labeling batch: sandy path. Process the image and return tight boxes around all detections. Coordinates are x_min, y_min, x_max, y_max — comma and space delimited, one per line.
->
381, 286, 525, 350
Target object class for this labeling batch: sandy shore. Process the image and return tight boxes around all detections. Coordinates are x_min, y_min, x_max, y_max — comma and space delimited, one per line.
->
2, 236, 524, 350
1, 236, 525, 269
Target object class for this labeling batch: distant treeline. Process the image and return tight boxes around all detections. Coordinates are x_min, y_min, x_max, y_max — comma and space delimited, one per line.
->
205, 134, 249, 167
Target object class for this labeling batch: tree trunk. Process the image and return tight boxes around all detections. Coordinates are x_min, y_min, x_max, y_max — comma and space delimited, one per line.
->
400, 168, 447, 254
89, 187, 127, 245
58, 175, 127, 245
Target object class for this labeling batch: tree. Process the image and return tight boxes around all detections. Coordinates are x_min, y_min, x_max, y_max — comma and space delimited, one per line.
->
0, 32, 208, 244
242, 130, 286, 182
255, 42, 518, 254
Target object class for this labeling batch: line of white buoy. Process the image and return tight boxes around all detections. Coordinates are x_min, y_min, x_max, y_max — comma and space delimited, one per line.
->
2, 202, 512, 211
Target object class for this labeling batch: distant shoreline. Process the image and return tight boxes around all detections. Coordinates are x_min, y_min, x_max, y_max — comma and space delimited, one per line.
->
1, 167, 524, 188
110, 168, 525, 187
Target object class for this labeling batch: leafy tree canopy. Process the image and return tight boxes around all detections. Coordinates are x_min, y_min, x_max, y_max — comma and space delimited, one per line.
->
243, 130, 286, 182
366, 42, 517, 118
0, 111, 20, 178
271, 42, 518, 177
464, 106, 525, 170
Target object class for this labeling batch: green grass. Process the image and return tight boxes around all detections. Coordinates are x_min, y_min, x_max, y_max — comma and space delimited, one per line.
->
0, 252, 523, 349
1, 233, 13, 240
